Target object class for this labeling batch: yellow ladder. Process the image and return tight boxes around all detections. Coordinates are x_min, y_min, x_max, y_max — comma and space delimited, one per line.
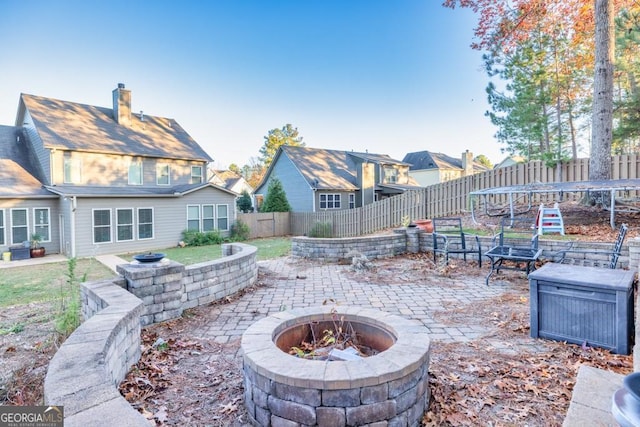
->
537, 203, 565, 235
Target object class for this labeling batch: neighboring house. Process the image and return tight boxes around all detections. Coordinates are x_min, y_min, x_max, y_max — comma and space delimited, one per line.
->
209, 169, 253, 195
494, 155, 526, 169
253, 145, 422, 212
0, 83, 237, 258
403, 150, 490, 187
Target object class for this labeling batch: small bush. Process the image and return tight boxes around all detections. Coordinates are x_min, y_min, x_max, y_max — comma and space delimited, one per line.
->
182, 229, 226, 246
55, 257, 85, 337
308, 222, 333, 238
230, 220, 251, 241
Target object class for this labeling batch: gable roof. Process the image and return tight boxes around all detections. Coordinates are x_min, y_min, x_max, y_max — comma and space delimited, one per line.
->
403, 150, 489, 172
210, 169, 251, 191
0, 125, 55, 198
19, 94, 213, 162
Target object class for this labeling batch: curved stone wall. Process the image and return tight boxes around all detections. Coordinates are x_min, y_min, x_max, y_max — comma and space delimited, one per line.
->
44, 279, 148, 426
44, 242, 259, 426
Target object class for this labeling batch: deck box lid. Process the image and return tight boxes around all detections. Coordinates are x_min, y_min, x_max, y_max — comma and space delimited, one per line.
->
529, 263, 635, 291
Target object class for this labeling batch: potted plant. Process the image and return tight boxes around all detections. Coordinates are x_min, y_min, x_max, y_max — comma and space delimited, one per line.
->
30, 233, 45, 258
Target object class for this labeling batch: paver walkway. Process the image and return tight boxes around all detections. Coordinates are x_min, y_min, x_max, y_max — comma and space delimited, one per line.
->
192, 257, 512, 345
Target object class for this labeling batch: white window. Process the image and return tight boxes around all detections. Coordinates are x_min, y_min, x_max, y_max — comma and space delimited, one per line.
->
11, 208, 28, 245
156, 163, 170, 185
319, 194, 341, 209
138, 208, 154, 239
217, 204, 229, 230
33, 208, 50, 242
64, 155, 82, 184
349, 193, 355, 209
203, 205, 215, 231
128, 159, 143, 185
384, 167, 398, 184
93, 209, 112, 244
187, 205, 201, 231
116, 209, 134, 242
191, 165, 203, 184
0, 209, 5, 246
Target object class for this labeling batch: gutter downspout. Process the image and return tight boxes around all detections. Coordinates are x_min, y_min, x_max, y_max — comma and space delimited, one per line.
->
70, 196, 77, 258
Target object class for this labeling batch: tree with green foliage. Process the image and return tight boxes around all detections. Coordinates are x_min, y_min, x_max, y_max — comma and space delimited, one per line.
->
474, 154, 493, 169
260, 178, 291, 212
236, 190, 253, 213
259, 124, 305, 168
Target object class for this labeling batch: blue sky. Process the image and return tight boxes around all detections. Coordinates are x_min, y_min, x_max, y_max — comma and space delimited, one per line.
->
0, 0, 504, 168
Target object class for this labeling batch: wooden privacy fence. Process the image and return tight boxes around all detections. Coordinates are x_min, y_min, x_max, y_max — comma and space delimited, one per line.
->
237, 155, 640, 238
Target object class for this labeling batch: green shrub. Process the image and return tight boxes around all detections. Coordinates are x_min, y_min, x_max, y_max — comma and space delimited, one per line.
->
55, 257, 86, 337
308, 222, 333, 238
230, 220, 251, 241
182, 229, 226, 246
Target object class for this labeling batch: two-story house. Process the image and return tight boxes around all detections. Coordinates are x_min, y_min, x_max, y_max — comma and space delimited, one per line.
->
403, 150, 490, 187
253, 145, 421, 212
0, 84, 237, 258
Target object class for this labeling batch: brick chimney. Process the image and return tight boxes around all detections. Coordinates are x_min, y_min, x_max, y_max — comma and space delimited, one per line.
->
462, 150, 474, 177
112, 83, 131, 126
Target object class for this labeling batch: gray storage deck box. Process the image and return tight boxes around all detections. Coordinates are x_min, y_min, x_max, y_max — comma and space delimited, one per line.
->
529, 263, 635, 354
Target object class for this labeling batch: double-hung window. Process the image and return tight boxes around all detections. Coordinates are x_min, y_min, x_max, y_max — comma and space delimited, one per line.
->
63, 154, 82, 184
349, 194, 355, 209
128, 159, 143, 185
191, 166, 203, 184
11, 209, 28, 245
116, 209, 134, 241
156, 163, 170, 185
319, 194, 341, 209
138, 208, 154, 239
33, 208, 50, 241
93, 209, 112, 243
187, 205, 201, 231
0, 209, 4, 245
217, 205, 229, 230
202, 205, 215, 231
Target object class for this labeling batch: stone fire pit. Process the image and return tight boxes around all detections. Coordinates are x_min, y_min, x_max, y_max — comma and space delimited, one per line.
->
241, 306, 431, 426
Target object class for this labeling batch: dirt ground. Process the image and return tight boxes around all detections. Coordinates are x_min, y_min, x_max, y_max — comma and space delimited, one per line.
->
1, 201, 638, 425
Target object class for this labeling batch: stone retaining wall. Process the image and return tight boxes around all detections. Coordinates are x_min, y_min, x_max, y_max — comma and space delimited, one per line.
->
117, 242, 258, 325
293, 229, 632, 269
44, 279, 148, 426
44, 242, 259, 425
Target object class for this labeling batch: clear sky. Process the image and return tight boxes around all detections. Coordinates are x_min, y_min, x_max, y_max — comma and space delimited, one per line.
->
0, 0, 505, 169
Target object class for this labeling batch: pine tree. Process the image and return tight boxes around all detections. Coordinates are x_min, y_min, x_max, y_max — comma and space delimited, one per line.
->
260, 178, 291, 212
236, 190, 253, 213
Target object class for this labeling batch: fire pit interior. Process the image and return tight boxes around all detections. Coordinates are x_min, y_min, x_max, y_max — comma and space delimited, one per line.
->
241, 306, 431, 426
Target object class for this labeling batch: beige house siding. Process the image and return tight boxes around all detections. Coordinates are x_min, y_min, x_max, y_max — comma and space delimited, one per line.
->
49, 151, 207, 186
70, 187, 237, 257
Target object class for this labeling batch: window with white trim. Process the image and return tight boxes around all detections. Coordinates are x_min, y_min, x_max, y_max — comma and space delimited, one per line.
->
0, 209, 5, 245
93, 209, 112, 243
33, 208, 50, 241
384, 166, 398, 184
319, 194, 341, 209
156, 163, 170, 185
191, 165, 203, 184
202, 205, 215, 231
349, 193, 355, 209
187, 205, 200, 231
217, 204, 229, 230
11, 208, 28, 245
116, 209, 133, 241
64, 155, 82, 184
128, 159, 143, 185
138, 208, 154, 239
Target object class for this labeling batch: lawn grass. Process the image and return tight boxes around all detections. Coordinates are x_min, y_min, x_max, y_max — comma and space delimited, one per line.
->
119, 236, 292, 264
0, 258, 115, 308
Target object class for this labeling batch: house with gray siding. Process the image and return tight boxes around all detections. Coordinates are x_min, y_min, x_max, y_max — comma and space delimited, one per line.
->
253, 145, 421, 212
0, 84, 236, 258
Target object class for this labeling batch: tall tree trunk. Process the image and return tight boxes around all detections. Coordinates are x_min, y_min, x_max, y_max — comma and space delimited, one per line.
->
590, 0, 615, 182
